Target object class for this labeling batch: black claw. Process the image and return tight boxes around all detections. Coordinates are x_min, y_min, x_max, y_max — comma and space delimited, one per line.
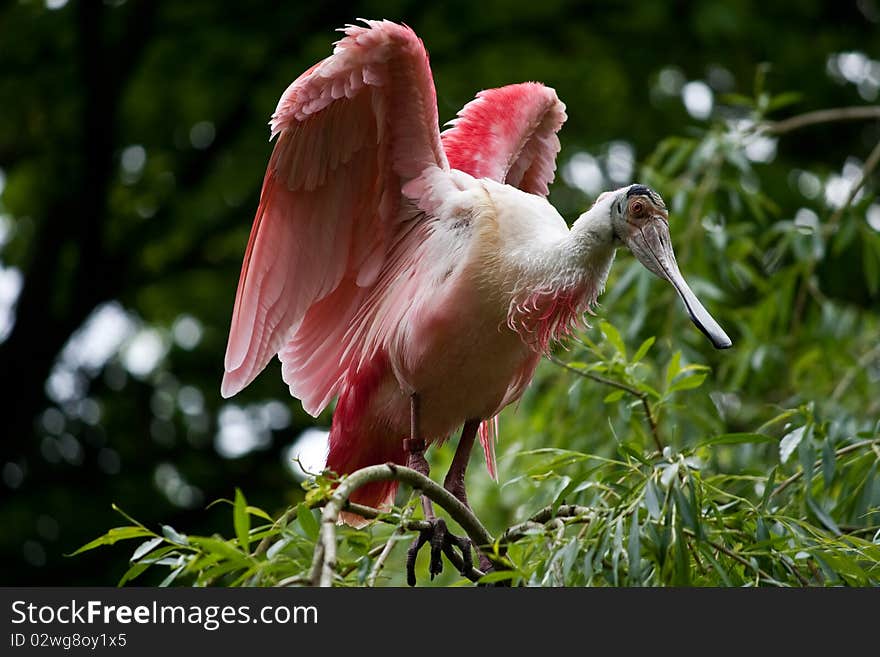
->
406, 529, 430, 587
456, 537, 473, 576
429, 518, 446, 579
443, 534, 473, 577
406, 517, 477, 586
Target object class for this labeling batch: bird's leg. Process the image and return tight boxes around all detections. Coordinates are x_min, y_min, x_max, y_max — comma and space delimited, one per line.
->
443, 419, 493, 574
443, 419, 480, 508
403, 393, 434, 520
403, 394, 472, 585
404, 393, 444, 583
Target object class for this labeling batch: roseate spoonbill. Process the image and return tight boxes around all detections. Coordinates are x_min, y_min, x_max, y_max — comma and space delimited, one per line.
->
221, 20, 731, 581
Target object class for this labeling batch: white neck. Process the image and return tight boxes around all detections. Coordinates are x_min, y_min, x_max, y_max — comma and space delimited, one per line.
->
550, 196, 618, 294
503, 196, 619, 350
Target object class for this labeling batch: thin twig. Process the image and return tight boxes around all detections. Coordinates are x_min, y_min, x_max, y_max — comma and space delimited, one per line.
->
782, 559, 811, 587
548, 355, 663, 452
307, 535, 325, 586
340, 544, 386, 580
683, 529, 774, 583
766, 106, 880, 135
367, 503, 414, 586
253, 506, 298, 558
312, 464, 496, 586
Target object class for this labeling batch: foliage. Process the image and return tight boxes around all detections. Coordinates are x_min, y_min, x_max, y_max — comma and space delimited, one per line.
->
3, 2, 879, 586
75, 331, 880, 586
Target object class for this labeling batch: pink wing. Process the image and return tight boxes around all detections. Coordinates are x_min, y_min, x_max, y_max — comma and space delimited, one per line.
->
221, 20, 448, 407
441, 82, 567, 196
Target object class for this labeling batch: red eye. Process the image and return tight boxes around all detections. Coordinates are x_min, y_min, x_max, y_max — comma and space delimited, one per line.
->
630, 199, 646, 218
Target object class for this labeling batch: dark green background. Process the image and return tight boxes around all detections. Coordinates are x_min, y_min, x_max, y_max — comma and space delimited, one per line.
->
1, 0, 877, 585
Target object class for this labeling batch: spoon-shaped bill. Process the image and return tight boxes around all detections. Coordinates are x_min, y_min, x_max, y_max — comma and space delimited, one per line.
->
626, 218, 732, 350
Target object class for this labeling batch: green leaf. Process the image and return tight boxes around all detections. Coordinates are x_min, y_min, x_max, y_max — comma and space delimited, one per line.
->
760, 467, 777, 512
247, 506, 273, 522
297, 502, 319, 541
798, 430, 815, 485
234, 488, 251, 553
131, 537, 165, 562
159, 564, 185, 587
665, 351, 682, 389
117, 560, 152, 587
477, 569, 521, 584
611, 516, 624, 587
561, 538, 579, 578
699, 432, 775, 447
266, 537, 291, 561
721, 92, 756, 108
669, 373, 708, 393
68, 526, 155, 556
627, 511, 641, 585
188, 537, 249, 564
818, 550, 868, 584
779, 425, 805, 464
766, 91, 803, 112
673, 483, 696, 533
645, 479, 662, 520
758, 409, 798, 433
603, 389, 625, 403
821, 438, 836, 489
162, 525, 188, 545
600, 320, 626, 358
806, 496, 841, 536
632, 336, 655, 363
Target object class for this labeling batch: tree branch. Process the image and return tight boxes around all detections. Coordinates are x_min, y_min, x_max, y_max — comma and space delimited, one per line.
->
310, 464, 496, 586
367, 507, 413, 587
548, 355, 663, 452
500, 504, 593, 549
766, 106, 880, 135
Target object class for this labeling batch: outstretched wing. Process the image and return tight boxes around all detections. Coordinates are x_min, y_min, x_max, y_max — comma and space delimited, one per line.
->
441, 82, 566, 196
221, 20, 448, 405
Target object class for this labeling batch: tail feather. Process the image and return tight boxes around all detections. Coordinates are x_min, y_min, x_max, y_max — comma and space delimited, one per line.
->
327, 419, 406, 527
326, 353, 406, 527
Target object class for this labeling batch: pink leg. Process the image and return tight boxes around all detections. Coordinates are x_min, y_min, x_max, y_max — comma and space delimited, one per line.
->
403, 393, 434, 519
444, 419, 494, 575
443, 419, 480, 508
403, 395, 474, 585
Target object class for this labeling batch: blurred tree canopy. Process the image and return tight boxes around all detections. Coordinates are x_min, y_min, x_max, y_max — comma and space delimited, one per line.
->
1, 0, 878, 586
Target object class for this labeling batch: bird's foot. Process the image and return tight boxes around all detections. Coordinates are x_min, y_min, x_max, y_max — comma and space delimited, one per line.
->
405, 517, 473, 586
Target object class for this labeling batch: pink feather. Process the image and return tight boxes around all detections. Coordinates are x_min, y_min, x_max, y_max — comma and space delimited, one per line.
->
222, 21, 581, 526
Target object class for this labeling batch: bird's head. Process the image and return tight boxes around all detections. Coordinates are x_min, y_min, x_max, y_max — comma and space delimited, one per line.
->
604, 184, 732, 349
